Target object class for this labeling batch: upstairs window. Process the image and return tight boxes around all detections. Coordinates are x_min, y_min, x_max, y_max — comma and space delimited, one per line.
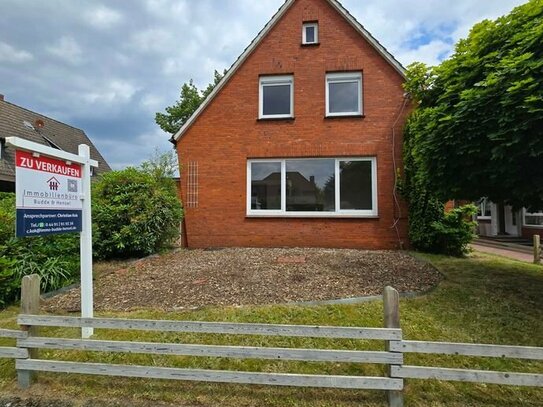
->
326, 72, 362, 117
302, 22, 318, 45
259, 75, 294, 119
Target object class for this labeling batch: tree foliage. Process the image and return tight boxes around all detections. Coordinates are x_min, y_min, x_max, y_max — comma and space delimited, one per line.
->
404, 0, 543, 210
155, 69, 226, 135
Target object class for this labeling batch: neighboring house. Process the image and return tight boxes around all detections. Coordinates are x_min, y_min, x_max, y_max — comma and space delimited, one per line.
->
0, 95, 111, 191
172, 0, 409, 249
476, 198, 543, 240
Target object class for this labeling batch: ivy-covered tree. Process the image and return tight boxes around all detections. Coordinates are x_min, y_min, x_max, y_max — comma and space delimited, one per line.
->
404, 0, 543, 210
156, 69, 226, 135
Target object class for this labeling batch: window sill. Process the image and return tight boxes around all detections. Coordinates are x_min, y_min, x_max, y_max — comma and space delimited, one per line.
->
324, 114, 365, 119
246, 213, 379, 219
301, 42, 320, 47
257, 117, 295, 122
522, 224, 543, 229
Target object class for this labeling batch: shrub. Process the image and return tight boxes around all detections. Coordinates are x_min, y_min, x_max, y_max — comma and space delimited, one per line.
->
0, 193, 79, 307
92, 166, 183, 259
407, 200, 477, 257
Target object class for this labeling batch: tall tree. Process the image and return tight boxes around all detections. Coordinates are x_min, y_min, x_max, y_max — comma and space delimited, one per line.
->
156, 69, 226, 135
404, 0, 543, 210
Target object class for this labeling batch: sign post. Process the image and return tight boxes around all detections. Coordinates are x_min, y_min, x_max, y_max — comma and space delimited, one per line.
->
6, 137, 98, 338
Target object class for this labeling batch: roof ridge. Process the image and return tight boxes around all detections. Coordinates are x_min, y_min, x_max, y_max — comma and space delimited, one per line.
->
0, 98, 85, 133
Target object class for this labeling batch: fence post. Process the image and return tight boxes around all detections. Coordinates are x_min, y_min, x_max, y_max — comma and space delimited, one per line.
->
17, 274, 40, 389
534, 235, 541, 265
383, 286, 403, 407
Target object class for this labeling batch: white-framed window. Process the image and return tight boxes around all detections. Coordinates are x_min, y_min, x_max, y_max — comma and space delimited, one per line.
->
523, 209, 543, 227
302, 22, 318, 44
325, 72, 362, 117
247, 157, 377, 217
476, 197, 492, 219
259, 75, 294, 119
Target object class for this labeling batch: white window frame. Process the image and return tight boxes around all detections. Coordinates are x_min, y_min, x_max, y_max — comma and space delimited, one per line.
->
325, 72, 363, 117
523, 209, 543, 228
302, 22, 319, 44
247, 157, 378, 218
476, 197, 492, 220
258, 75, 294, 119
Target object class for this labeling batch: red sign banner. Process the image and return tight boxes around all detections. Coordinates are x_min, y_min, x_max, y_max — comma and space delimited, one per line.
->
16, 150, 81, 178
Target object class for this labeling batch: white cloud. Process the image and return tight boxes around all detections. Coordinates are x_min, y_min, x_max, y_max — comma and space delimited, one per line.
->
396, 40, 453, 67
140, 93, 166, 112
0, 41, 33, 63
144, 0, 190, 22
46, 36, 83, 65
83, 80, 139, 105
130, 28, 173, 53
84, 5, 123, 29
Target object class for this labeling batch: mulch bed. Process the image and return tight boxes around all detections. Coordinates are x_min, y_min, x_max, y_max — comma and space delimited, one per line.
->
43, 248, 441, 312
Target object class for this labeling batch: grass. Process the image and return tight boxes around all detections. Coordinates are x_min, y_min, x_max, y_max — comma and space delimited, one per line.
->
0, 251, 542, 406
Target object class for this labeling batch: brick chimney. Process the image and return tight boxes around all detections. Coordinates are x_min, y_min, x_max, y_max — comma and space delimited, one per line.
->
0, 94, 4, 101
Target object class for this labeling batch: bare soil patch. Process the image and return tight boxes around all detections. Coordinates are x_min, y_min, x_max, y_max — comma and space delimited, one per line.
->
44, 248, 441, 312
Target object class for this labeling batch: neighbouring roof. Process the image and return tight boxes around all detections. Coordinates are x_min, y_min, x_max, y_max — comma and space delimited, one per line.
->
0, 97, 111, 183
172, 0, 405, 143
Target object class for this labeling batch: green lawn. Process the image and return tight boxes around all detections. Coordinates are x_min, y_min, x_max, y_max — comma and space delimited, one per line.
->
0, 251, 542, 406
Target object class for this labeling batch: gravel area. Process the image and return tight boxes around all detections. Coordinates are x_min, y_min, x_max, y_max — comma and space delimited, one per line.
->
44, 248, 441, 312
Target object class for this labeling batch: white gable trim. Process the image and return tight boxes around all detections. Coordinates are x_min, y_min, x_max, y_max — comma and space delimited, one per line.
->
172, 0, 405, 142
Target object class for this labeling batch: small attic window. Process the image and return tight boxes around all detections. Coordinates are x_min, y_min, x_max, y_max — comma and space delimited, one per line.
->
23, 120, 35, 130
302, 22, 318, 45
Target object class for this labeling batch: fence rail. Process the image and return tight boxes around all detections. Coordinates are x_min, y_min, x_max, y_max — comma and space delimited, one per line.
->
17, 336, 402, 364
3, 275, 543, 407
17, 315, 401, 340
393, 366, 543, 387
0, 328, 28, 339
391, 340, 543, 360
16, 359, 403, 390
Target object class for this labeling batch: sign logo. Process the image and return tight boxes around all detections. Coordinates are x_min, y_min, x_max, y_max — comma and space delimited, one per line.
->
47, 176, 60, 191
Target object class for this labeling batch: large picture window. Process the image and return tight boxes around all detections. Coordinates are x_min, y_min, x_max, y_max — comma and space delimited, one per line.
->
326, 72, 362, 116
259, 75, 294, 119
247, 157, 377, 217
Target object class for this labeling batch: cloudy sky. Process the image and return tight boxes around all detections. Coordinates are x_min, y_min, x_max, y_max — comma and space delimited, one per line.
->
0, 0, 525, 169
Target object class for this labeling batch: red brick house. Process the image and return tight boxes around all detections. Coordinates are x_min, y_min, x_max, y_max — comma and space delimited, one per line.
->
172, 0, 410, 249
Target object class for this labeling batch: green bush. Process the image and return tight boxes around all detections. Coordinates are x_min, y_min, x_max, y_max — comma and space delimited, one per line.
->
407, 200, 477, 257
0, 192, 79, 307
92, 166, 183, 259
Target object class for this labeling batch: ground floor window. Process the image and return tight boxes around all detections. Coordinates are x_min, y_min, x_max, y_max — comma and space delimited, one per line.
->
524, 209, 543, 227
476, 197, 492, 219
247, 157, 377, 217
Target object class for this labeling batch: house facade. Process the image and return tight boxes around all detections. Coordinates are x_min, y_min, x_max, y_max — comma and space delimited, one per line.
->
173, 0, 410, 249
476, 198, 543, 240
0, 95, 110, 191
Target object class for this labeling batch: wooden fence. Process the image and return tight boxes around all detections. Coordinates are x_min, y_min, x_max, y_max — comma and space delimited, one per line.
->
1, 275, 542, 407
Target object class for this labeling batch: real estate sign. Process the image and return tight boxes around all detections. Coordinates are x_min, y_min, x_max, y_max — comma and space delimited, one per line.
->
15, 149, 83, 237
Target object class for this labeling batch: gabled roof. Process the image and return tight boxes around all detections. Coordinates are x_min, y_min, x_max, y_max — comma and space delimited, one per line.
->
0, 97, 111, 183
172, 0, 405, 142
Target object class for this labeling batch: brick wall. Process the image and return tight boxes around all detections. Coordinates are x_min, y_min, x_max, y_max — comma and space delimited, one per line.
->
176, 0, 410, 249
